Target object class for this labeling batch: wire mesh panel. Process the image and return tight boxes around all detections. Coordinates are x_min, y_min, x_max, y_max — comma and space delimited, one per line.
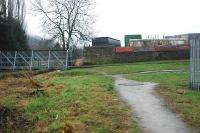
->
48, 51, 67, 69
0, 50, 69, 70
15, 51, 32, 70
190, 34, 200, 91
0, 51, 15, 70
31, 51, 49, 70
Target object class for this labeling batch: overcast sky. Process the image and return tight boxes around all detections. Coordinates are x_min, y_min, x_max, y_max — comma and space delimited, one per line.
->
26, 0, 200, 45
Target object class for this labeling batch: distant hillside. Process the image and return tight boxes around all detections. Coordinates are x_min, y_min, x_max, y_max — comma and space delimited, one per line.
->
28, 35, 62, 50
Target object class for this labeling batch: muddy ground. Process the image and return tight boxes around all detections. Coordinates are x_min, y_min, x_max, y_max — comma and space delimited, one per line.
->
0, 73, 50, 132
0, 106, 34, 133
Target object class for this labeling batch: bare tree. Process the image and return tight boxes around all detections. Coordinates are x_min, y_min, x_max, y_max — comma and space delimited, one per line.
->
0, 0, 26, 24
0, 0, 7, 19
15, 0, 26, 25
32, 0, 95, 50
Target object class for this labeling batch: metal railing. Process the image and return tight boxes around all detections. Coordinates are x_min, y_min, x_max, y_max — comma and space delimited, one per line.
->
0, 50, 70, 70
190, 34, 200, 91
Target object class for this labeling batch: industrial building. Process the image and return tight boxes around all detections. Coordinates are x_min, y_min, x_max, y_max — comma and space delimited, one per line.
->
125, 34, 192, 52
165, 34, 189, 41
165, 33, 200, 43
124, 34, 142, 47
92, 37, 121, 47
129, 38, 188, 51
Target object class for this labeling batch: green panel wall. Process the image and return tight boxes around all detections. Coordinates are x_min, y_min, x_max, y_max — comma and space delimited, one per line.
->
125, 35, 142, 47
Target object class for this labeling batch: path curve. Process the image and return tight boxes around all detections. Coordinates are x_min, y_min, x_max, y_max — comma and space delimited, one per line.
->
114, 75, 195, 133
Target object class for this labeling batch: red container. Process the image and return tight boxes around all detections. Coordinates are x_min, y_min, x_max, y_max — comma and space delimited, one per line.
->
114, 47, 135, 53
177, 45, 190, 50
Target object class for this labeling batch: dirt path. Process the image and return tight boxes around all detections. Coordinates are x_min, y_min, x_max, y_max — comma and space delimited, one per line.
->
114, 75, 195, 133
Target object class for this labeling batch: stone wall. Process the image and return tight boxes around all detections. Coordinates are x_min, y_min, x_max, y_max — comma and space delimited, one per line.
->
84, 47, 115, 64
84, 47, 189, 65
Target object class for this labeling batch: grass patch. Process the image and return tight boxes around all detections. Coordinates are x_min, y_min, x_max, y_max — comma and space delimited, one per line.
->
82, 59, 199, 132
1, 60, 192, 132
0, 70, 141, 133
83, 60, 189, 74
96, 128, 109, 133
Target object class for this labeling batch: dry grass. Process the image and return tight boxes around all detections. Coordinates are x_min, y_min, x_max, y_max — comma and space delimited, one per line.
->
0, 70, 141, 133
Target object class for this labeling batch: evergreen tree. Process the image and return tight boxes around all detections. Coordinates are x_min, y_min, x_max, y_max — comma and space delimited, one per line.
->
0, 0, 28, 51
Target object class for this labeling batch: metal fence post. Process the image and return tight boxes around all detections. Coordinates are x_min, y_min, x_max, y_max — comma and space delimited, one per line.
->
48, 50, 51, 69
198, 40, 200, 91
190, 34, 200, 91
13, 51, 17, 70
0, 51, 1, 70
65, 50, 69, 69
30, 50, 34, 70
190, 40, 194, 89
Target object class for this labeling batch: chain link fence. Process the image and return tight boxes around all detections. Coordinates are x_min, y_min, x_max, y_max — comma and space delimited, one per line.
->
0, 50, 71, 70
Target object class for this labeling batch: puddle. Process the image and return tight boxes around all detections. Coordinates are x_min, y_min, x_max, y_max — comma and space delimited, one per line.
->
118, 83, 144, 86
139, 70, 185, 74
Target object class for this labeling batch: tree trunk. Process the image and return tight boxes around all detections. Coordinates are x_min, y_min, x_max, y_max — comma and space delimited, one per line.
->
61, 32, 66, 50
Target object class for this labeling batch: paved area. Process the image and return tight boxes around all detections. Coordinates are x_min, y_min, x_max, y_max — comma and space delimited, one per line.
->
114, 75, 195, 133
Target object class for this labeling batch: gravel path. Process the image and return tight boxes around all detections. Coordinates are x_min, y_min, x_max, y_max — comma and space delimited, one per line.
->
114, 75, 195, 133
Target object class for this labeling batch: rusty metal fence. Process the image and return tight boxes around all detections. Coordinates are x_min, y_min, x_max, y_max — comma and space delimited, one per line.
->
190, 34, 200, 91
0, 50, 70, 70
